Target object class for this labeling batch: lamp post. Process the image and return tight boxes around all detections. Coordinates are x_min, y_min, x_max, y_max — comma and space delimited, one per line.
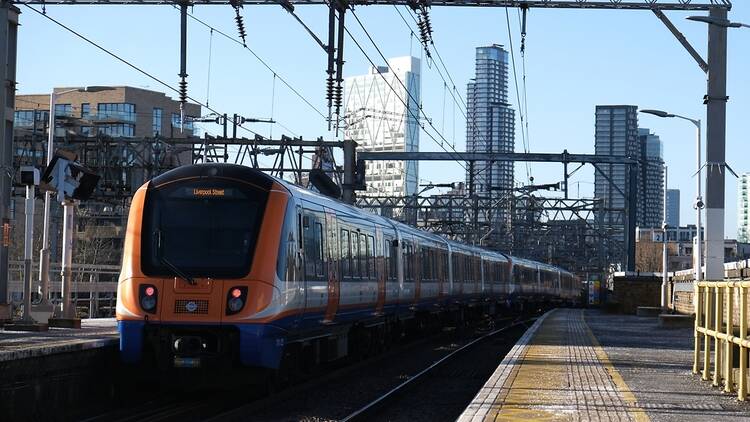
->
640, 109, 703, 285
39, 86, 112, 309
687, 15, 750, 29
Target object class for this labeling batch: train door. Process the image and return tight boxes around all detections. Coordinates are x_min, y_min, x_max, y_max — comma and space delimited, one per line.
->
323, 209, 340, 323
300, 206, 329, 326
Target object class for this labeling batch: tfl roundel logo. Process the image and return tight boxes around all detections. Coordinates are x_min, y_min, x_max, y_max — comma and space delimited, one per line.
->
185, 301, 198, 313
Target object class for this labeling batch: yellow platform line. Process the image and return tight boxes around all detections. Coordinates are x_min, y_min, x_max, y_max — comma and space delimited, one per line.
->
488, 309, 650, 422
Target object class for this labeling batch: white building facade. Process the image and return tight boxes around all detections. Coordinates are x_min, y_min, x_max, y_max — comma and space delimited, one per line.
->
343, 56, 421, 197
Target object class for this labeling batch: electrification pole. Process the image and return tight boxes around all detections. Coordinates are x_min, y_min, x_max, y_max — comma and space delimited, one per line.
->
704, 7, 728, 281
0, 1, 18, 319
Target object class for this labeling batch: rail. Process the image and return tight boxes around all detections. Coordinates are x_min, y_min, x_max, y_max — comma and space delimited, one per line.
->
694, 280, 749, 401
340, 316, 536, 421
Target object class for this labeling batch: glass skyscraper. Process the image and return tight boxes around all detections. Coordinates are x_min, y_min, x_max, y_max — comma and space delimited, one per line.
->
466, 45, 515, 230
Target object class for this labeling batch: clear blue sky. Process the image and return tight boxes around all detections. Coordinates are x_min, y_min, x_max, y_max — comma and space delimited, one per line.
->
15, 2, 750, 237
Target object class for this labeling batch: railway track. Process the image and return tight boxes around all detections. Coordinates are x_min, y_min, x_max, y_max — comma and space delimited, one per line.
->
80, 313, 536, 422
339, 317, 535, 422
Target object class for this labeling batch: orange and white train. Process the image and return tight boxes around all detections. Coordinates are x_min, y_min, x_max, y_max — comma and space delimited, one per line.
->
117, 164, 580, 369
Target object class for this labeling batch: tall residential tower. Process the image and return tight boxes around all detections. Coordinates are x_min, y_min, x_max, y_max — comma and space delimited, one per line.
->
637, 128, 665, 228
466, 45, 515, 231
666, 189, 680, 227
594, 106, 665, 263
343, 56, 421, 197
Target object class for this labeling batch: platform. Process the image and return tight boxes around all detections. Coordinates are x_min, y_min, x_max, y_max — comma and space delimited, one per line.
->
459, 308, 750, 421
0, 317, 118, 362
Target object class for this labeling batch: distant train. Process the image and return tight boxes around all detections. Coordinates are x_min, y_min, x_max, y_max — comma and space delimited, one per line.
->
116, 164, 580, 371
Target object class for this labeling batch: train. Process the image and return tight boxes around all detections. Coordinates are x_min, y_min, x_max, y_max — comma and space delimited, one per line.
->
116, 163, 581, 371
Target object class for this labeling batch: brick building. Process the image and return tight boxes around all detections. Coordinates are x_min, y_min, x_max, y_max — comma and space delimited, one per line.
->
14, 86, 201, 140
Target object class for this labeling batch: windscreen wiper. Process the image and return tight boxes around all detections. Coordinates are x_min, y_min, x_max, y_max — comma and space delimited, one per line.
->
156, 229, 196, 285
161, 256, 196, 285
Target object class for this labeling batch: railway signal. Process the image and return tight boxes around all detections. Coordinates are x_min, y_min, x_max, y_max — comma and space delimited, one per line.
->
40, 150, 101, 328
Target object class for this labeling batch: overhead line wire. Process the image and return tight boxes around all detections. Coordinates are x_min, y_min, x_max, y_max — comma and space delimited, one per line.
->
343, 6, 467, 172
505, 6, 531, 182
20, 3, 290, 171
181, 7, 328, 122
397, 6, 499, 182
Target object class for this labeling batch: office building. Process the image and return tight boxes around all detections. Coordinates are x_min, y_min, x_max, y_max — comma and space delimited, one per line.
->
15, 86, 201, 140
343, 56, 421, 197
739, 173, 750, 243
666, 189, 680, 227
465, 44, 515, 230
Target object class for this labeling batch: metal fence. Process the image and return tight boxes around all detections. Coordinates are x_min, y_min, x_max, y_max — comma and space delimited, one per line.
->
7, 261, 120, 318
694, 280, 749, 401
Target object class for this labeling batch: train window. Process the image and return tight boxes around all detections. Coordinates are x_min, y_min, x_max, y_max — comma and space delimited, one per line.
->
451, 255, 458, 284
368, 235, 376, 280
316, 222, 326, 278
387, 239, 397, 280
360, 234, 369, 279
302, 215, 324, 280
405, 243, 414, 282
352, 232, 360, 279
341, 229, 350, 278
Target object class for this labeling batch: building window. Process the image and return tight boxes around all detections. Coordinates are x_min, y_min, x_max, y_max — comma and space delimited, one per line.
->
98, 124, 135, 138
14, 110, 35, 128
171, 112, 194, 131
97, 103, 136, 122
81, 126, 94, 137
152, 108, 162, 136
14, 110, 48, 128
54, 104, 74, 117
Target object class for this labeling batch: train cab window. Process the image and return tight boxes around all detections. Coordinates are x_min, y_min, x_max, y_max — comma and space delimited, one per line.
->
341, 229, 351, 278
141, 178, 266, 279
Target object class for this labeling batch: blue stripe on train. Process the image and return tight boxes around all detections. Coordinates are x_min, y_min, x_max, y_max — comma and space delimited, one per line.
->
117, 298, 490, 367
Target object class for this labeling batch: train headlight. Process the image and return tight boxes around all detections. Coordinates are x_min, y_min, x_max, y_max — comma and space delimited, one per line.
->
226, 286, 248, 315
139, 284, 158, 314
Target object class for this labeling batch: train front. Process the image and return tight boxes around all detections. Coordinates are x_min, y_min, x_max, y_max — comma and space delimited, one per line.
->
116, 164, 293, 370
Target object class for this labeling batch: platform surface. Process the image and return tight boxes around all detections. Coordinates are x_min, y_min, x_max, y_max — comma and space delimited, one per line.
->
459, 308, 750, 422
0, 317, 118, 362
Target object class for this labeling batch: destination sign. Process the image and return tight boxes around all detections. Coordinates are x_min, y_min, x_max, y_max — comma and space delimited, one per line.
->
193, 188, 226, 197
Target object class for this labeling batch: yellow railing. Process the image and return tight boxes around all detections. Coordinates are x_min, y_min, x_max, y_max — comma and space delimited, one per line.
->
694, 281, 749, 401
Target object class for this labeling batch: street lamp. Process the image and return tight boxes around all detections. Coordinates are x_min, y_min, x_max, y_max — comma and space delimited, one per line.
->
687, 15, 750, 29
640, 109, 703, 285
39, 86, 112, 309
